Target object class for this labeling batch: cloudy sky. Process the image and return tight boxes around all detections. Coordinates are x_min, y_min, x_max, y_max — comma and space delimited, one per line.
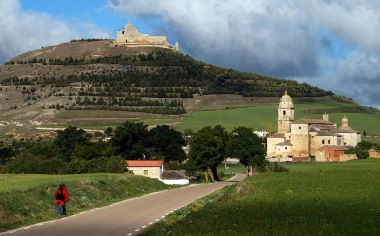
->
1, 0, 379, 108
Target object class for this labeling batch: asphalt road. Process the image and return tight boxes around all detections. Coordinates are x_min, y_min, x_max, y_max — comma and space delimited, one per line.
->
1, 174, 245, 236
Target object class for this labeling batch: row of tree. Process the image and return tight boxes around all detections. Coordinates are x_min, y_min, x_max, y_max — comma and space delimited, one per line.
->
0, 123, 267, 181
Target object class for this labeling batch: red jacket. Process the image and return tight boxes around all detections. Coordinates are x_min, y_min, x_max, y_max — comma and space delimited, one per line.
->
54, 187, 70, 205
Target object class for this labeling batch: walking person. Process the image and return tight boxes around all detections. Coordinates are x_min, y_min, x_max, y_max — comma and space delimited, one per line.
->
54, 183, 70, 217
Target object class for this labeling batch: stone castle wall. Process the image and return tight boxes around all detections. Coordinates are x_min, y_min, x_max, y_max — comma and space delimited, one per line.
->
114, 24, 179, 51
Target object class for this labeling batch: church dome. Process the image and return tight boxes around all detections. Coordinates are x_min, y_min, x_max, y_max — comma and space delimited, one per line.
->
281, 90, 292, 102
279, 90, 294, 108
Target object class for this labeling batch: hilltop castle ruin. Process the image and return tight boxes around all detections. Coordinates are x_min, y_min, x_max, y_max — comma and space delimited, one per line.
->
114, 23, 180, 51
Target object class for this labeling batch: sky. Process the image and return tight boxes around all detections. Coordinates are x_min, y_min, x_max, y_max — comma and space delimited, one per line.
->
0, 0, 379, 108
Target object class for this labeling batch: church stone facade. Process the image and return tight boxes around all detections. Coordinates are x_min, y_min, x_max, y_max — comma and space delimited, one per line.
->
114, 23, 180, 51
267, 91, 361, 161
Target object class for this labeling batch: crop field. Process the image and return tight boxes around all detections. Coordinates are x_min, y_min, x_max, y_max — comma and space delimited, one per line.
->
145, 159, 380, 235
363, 136, 380, 144
0, 173, 171, 232
176, 102, 380, 134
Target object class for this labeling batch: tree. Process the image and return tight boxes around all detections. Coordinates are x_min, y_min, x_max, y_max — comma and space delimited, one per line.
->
145, 125, 186, 163
189, 127, 224, 182
209, 125, 228, 180
54, 126, 91, 161
111, 122, 148, 159
104, 127, 113, 137
0, 146, 15, 165
227, 127, 266, 176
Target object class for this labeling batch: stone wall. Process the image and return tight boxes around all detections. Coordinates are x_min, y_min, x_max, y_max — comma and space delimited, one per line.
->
290, 124, 309, 157
128, 166, 162, 179
337, 132, 361, 147
275, 145, 292, 158
115, 24, 179, 51
369, 150, 380, 159
267, 137, 284, 157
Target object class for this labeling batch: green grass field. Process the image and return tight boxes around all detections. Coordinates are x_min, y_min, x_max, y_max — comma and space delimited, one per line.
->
40, 100, 380, 137
0, 173, 171, 232
176, 102, 380, 134
363, 136, 380, 144
144, 159, 380, 235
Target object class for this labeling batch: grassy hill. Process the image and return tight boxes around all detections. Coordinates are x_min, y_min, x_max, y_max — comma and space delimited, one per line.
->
0, 39, 377, 138
0, 173, 171, 232
177, 99, 380, 135
144, 159, 380, 235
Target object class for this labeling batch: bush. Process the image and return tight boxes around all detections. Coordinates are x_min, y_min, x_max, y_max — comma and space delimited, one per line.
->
0, 165, 6, 173
266, 162, 288, 172
7, 154, 66, 174
66, 156, 124, 174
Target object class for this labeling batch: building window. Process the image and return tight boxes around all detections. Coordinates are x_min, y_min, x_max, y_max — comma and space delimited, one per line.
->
299, 126, 301, 130
285, 147, 288, 150
144, 170, 148, 176
322, 140, 325, 144
283, 110, 286, 116
328, 140, 331, 144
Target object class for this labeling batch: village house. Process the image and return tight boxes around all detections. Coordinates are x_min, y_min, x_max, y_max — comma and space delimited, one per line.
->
369, 148, 380, 159
125, 160, 164, 179
267, 91, 361, 162
315, 145, 357, 162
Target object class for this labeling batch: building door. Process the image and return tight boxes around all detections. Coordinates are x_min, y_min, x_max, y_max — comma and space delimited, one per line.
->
144, 170, 148, 176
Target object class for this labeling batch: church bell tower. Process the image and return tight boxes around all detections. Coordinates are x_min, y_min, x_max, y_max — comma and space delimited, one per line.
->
278, 90, 295, 133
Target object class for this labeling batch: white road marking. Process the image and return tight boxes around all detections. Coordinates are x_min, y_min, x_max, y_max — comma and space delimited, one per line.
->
127, 233, 133, 236
155, 219, 160, 222
142, 225, 146, 228
8, 230, 16, 234
148, 222, 153, 225
161, 216, 165, 218
134, 229, 140, 232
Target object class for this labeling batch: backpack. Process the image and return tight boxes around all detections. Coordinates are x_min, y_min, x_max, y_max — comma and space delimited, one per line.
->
56, 188, 65, 202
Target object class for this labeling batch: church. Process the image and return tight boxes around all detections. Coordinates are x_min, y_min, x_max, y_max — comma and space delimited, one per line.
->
267, 91, 361, 162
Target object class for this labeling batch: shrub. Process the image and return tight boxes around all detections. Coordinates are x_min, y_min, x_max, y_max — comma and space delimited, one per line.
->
266, 162, 288, 172
7, 154, 66, 174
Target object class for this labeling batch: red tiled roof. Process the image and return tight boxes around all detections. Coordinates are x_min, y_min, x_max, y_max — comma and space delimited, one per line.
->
276, 140, 292, 146
268, 133, 285, 138
293, 119, 332, 125
126, 160, 163, 167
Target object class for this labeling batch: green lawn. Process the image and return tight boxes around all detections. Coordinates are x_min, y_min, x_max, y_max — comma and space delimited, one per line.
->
176, 102, 380, 135
0, 173, 171, 232
144, 159, 380, 235
363, 136, 380, 144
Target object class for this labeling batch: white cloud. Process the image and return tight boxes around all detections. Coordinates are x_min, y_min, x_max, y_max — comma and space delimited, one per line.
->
109, 0, 380, 107
109, 0, 320, 77
0, 0, 111, 62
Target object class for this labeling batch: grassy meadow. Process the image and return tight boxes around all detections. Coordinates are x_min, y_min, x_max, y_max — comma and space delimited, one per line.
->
144, 159, 380, 235
176, 101, 380, 134
363, 136, 380, 144
0, 173, 171, 232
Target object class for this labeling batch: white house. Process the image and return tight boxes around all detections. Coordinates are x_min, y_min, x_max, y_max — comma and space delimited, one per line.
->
125, 160, 164, 179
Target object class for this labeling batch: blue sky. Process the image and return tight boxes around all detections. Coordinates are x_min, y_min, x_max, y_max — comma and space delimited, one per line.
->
20, 0, 128, 36
1, 0, 379, 108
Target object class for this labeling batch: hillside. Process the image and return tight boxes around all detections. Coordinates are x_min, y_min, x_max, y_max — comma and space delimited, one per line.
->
0, 40, 372, 138
0, 173, 171, 232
